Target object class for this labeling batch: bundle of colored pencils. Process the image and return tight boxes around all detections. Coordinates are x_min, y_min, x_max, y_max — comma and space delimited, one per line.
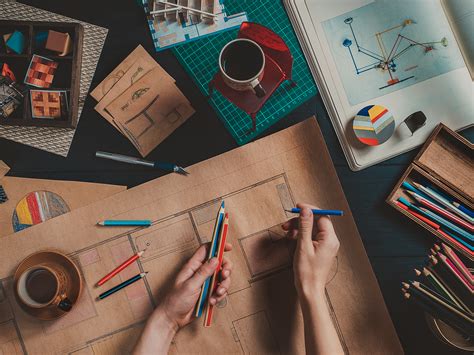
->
194, 201, 229, 327
397, 180, 473, 259
401, 243, 474, 337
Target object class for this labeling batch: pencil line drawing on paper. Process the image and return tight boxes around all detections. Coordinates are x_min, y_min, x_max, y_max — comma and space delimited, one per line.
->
0, 173, 346, 354
322, 0, 465, 105
342, 17, 448, 90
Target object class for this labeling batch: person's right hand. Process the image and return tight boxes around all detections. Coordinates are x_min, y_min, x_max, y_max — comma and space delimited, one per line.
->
282, 203, 340, 300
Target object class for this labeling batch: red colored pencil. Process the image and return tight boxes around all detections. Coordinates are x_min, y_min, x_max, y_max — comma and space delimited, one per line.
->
407, 191, 474, 232
438, 253, 473, 292
396, 201, 440, 229
437, 230, 474, 258
204, 214, 229, 327
397, 202, 474, 258
442, 257, 474, 292
441, 243, 473, 284
444, 258, 471, 290
97, 250, 145, 286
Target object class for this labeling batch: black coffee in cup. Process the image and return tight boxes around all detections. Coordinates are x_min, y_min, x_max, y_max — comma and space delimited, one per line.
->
221, 40, 264, 81
25, 268, 58, 304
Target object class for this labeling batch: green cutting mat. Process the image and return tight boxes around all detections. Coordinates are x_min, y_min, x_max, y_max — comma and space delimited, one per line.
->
173, 0, 317, 145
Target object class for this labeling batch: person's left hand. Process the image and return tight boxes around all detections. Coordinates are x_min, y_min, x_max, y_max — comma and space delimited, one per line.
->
157, 243, 233, 329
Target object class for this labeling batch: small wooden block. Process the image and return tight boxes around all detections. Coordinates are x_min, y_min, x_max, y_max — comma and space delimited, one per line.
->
0, 160, 10, 179
45, 30, 72, 56
0, 62, 16, 82
30, 90, 67, 119
2, 33, 12, 53
5, 30, 25, 54
24, 55, 59, 89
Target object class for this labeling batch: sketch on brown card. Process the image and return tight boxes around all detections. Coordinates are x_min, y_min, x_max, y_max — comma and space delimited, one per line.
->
0, 172, 341, 354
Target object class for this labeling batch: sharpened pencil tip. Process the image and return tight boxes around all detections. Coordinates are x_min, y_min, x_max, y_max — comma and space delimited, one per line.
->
221, 200, 225, 208
97, 221, 104, 226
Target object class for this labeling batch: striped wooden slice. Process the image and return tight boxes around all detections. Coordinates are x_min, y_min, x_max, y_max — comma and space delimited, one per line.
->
353, 105, 395, 146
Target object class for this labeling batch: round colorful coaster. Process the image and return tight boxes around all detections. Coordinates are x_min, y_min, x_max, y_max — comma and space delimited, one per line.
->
12, 191, 70, 232
353, 105, 395, 146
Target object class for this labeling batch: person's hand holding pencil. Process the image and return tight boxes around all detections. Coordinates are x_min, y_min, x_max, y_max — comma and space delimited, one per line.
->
159, 242, 233, 328
282, 203, 344, 355
134, 242, 232, 354
282, 203, 340, 296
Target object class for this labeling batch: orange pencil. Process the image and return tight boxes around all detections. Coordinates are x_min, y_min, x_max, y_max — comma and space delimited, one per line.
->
204, 213, 229, 327
97, 250, 145, 286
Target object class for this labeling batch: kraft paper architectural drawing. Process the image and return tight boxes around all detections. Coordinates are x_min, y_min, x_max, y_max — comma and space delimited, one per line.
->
0, 118, 402, 354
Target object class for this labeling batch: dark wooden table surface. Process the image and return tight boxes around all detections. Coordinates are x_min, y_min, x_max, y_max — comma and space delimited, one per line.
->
1, 1, 472, 354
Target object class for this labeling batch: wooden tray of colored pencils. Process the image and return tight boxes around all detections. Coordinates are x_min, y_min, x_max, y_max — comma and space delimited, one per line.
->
387, 124, 473, 261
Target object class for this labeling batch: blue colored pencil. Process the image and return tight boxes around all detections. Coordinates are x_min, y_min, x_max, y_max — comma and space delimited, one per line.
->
418, 207, 473, 242
413, 183, 473, 223
453, 203, 474, 218
286, 208, 343, 216
441, 229, 474, 252
195, 201, 225, 318
402, 181, 433, 201
427, 185, 474, 219
399, 197, 472, 241
98, 272, 147, 300
98, 220, 152, 227
398, 198, 473, 252
398, 197, 425, 215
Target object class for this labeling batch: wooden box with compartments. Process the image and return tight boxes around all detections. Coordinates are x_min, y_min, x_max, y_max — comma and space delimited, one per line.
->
0, 20, 83, 128
387, 124, 473, 260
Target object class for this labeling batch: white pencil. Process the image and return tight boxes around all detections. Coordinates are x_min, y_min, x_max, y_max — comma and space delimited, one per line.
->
413, 183, 474, 224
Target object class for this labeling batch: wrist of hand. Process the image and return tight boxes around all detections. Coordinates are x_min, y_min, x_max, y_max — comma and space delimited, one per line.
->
296, 281, 326, 304
151, 306, 179, 336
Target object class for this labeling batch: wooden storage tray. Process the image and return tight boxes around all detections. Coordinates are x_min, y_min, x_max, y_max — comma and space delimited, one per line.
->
0, 21, 83, 128
387, 124, 473, 260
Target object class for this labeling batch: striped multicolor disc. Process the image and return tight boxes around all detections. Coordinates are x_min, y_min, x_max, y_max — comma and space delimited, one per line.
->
12, 191, 70, 232
353, 105, 395, 146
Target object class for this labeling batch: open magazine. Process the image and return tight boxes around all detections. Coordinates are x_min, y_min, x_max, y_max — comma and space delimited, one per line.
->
284, 0, 473, 170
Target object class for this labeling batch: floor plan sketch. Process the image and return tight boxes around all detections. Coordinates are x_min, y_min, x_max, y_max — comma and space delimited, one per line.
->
0, 119, 402, 354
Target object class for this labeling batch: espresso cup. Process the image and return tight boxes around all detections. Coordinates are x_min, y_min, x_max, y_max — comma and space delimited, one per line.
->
219, 38, 266, 98
16, 264, 73, 312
